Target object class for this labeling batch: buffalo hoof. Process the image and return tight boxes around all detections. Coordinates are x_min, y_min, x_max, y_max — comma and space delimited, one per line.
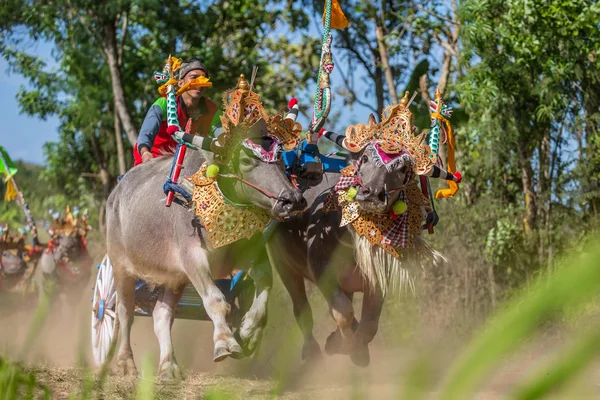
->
350, 344, 370, 367
325, 329, 349, 355
115, 354, 138, 377
159, 361, 183, 381
213, 337, 243, 362
228, 342, 244, 359
213, 346, 232, 362
302, 339, 322, 361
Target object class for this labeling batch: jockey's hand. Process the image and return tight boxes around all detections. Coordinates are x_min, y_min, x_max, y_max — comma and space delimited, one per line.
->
141, 150, 153, 163
423, 210, 439, 229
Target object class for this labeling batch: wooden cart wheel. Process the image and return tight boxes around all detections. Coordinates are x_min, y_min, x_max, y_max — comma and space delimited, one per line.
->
91, 254, 118, 366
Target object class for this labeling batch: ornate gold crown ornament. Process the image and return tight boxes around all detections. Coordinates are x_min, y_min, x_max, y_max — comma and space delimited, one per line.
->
343, 91, 437, 176
48, 205, 91, 237
212, 74, 301, 164
184, 74, 303, 248
0, 226, 26, 251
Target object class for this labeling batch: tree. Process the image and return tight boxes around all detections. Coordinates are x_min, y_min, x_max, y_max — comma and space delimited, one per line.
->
455, 0, 600, 266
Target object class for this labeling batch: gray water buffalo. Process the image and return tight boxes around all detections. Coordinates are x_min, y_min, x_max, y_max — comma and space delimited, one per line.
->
106, 129, 305, 379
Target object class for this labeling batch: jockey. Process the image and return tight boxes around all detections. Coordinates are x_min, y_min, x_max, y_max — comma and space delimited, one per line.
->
133, 57, 220, 165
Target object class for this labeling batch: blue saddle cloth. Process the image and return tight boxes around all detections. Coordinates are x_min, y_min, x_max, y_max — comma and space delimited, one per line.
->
134, 270, 249, 300
283, 140, 347, 174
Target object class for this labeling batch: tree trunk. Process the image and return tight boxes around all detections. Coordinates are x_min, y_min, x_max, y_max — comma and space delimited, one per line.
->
102, 22, 138, 146
488, 263, 497, 309
433, 2, 459, 97
419, 74, 432, 107
537, 131, 550, 264
581, 65, 600, 216
518, 145, 537, 233
437, 51, 452, 97
375, 25, 398, 104
114, 108, 126, 175
374, 55, 385, 118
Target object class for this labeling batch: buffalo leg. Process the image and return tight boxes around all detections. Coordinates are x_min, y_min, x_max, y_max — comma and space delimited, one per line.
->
115, 273, 138, 376
182, 247, 242, 362
276, 260, 322, 360
236, 247, 272, 356
153, 284, 185, 380
351, 287, 384, 366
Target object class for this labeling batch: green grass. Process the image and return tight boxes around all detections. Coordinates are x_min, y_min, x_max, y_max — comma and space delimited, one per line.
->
0, 357, 50, 399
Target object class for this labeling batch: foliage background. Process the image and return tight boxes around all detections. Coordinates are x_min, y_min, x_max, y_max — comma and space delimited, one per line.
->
0, 0, 599, 359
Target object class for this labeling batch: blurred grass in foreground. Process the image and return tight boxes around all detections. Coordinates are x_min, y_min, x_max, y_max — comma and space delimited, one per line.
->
1, 236, 599, 399
434, 236, 600, 399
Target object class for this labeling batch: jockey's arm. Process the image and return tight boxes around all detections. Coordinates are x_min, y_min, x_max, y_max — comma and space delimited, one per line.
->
137, 98, 166, 157
171, 109, 223, 151
209, 109, 223, 137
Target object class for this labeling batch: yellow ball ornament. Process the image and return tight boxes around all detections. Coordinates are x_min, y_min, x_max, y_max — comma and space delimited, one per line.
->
392, 200, 407, 215
206, 164, 220, 179
346, 187, 358, 201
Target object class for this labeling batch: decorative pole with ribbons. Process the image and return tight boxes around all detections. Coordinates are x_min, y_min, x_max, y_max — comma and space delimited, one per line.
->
307, 0, 348, 143
153, 55, 212, 207
428, 89, 459, 199
0, 146, 39, 244
418, 89, 460, 233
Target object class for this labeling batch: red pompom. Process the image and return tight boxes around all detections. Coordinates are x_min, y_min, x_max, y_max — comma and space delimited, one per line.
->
318, 127, 326, 138
166, 125, 179, 134
288, 98, 298, 109
453, 171, 462, 183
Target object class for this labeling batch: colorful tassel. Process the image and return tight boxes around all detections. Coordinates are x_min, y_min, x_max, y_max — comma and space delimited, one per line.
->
4, 178, 17, 201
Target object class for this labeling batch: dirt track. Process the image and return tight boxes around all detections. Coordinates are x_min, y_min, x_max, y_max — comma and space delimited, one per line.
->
3, 267, 600, 399
19, 341, 600, 399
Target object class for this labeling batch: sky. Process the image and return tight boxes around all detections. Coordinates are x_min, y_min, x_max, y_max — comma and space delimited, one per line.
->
0, 41, 60, 165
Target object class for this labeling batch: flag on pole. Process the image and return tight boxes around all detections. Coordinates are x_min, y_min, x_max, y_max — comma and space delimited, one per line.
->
324, 0, 349, 29
0, 146, 19, 201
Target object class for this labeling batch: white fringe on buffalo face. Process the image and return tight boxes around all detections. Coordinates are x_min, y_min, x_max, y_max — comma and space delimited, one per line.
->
352, 231, 448, 296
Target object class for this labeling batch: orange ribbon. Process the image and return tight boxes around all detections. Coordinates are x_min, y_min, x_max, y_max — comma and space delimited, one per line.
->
432, 112, 459, 199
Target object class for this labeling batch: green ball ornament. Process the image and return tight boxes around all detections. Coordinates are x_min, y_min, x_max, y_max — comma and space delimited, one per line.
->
346, 187, 358, 201
392, 200, 407, 215
206, 164, 220, 179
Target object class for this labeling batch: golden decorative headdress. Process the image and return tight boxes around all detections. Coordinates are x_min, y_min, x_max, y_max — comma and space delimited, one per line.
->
48, 205, 91, 237
343, 91, 437, 175
267, 113, 302, 150
0, 226, 25, 251
212, 74, 301, 163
